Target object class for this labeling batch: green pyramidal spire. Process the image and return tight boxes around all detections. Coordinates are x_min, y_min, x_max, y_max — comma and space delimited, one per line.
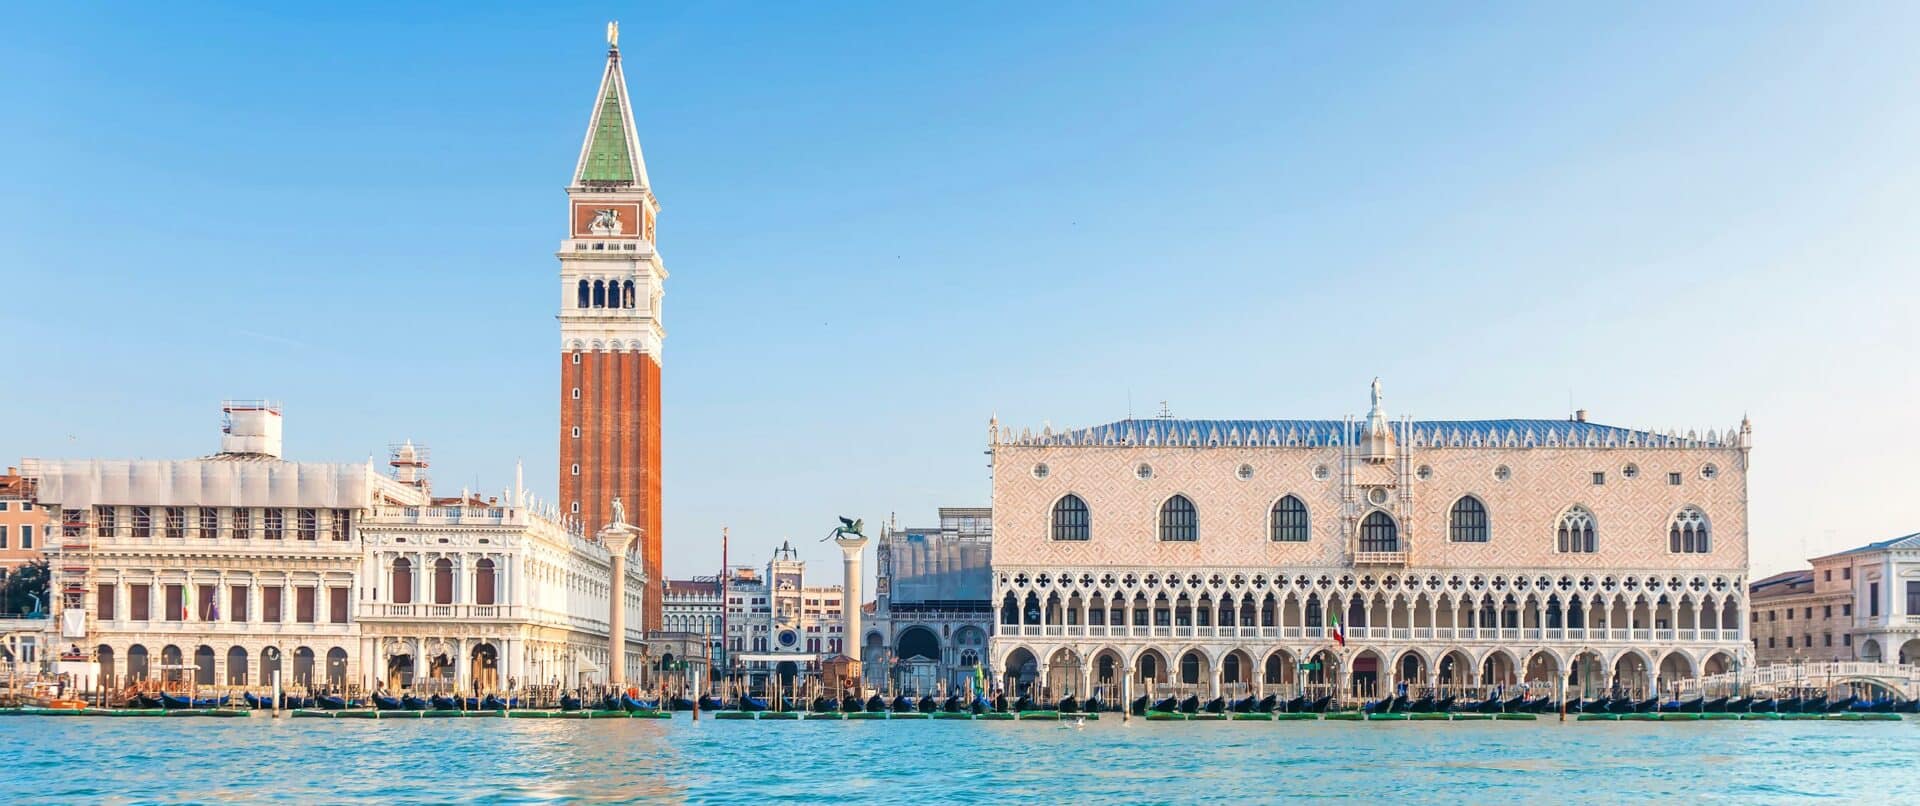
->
573, 42, 647, 188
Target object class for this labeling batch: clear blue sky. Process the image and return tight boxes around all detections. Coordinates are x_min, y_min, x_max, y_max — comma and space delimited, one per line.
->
4, 3, 1917, 581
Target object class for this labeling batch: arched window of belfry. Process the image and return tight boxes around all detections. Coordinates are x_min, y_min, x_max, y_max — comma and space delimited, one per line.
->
577, 279, 590, 308
592, 280, 606, 308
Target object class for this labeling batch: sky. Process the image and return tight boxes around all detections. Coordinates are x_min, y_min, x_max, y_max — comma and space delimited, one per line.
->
3, 3, 1917, 583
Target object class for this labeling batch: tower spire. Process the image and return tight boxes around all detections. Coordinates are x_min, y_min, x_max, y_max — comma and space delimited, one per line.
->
574, 22, 650, 190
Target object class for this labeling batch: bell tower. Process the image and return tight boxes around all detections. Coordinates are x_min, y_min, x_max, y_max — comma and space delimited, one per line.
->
559, 21, 665, 628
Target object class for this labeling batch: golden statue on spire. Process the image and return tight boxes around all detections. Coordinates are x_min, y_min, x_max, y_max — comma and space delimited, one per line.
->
607, 21, 620, 48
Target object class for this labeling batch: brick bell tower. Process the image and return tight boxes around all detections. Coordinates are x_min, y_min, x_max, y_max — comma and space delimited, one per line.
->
559, 22, 665, 629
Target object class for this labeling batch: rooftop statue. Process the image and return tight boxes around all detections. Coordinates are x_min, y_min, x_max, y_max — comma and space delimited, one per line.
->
825, 516, 865, 541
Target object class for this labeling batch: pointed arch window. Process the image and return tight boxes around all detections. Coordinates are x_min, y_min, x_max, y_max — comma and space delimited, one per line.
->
1448, 496, 1489, 543
1270, 495, 1309, 542
1050, 494, 1090, 541
1158, 495, 1197, 542
1670, 507, 1710, 553
1359, 511, 1398, 552
1557, 506, 1597, 553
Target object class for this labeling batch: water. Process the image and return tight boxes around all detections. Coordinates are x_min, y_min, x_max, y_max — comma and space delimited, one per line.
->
4, 716, 1916, 803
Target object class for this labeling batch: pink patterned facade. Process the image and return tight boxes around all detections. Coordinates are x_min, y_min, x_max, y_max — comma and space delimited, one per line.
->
988, 382, 1753, 704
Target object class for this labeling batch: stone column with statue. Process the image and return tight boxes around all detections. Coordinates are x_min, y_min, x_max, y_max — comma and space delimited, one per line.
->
598, 497, 644, 689
825, 517, 869, 698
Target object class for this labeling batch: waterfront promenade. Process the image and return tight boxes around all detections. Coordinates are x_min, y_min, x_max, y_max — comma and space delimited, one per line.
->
5, 717, 1914, 803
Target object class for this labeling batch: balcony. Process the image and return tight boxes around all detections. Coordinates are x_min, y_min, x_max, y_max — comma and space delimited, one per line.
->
358, 602, 520, 621
1352, 551, 1408, 567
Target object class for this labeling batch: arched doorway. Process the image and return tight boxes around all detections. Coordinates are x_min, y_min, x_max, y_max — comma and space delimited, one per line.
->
469, 643, 499, 693
1395, 651, 1428, 694
226, 646, 248, 686
896, 627, 940, 664
1135, 648, 1168, 690
97, 645, 116, 689
1046, 648, 1081, 698
387, 654, 415, 690
1220, 649, 1255, 695
1306, 649, 1339, 692
127, 644, 149, 683
193, 645, 216, 686
1263, 649, 1296, 690
1900, 639, 1920, 665
1523, 650, 1560, 687
1480, 649, 1518, 688
428, 651, 455, 688
161, 645, 184, 684
326, 648, 349, 688
1003, 647, 1038, 694
1656, 651, 1693, 696
775, 660, 799, 691
1092, 649, 1124, 689
1437, 649, 1474, 692
1860, 638, 1883, 662
260, 647, 282, 686
1702, 651, 1733, 677
1349, 649, 1385, 699
1568, 650, 1607, 699
1613, 651, 1651, 698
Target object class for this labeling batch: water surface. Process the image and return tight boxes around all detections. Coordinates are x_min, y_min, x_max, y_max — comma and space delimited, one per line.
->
5, 716, 1914, 803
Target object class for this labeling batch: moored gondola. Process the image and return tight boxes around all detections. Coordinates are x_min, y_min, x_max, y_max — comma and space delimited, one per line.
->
1229, 695, 1257, 714
401, 694, 430, 711
1631, 697, 1658, 714
1149, 696, 1178, 713
1014, 695, 1038, 712
1308, 695, 1333, 713
432, 694, 461, 711
737, 695, 769, 712
1721, 696, 1748, 713
863, 694, 885, 712
485, 694, 513, 711
1058, 695, 1080, 714
1178, 695, 1200, 714
560, 694, 583, 711
942, 694, 962, 713
1202, 696, 1226, 714
917, 695, 938, 714
1256, 694, 1277, 713
699, 694, 725, 711
993, 693, 1010, 713
891, 695, 915, 713
669, 697, 696, 712
1823, 696, 1855, 714
810, 697, 838, 713
1130, 695, 1149, 715
1082, 695, 1104, 713
971, 696, 991, 715
1280, 695, 1308, 713
1434, 695, 1458, 714
243, 692, 271, 710
316, 693, 349, 710
372, 693, 403, 710
1405, 695, 1434, 714
1702, 696, 1728, 713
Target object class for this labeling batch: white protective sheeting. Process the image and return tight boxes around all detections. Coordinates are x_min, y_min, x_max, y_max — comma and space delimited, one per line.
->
26, 458, 376, 510
888, 532, 993, 604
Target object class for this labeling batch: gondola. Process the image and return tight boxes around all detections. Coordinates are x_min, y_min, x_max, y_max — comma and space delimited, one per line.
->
669, 697, 696, 712
1130, 695, 1150, 715
1014, 695, 1038, 712
1405, 695, 1434, 714
1308, 695, 1333, 713
1630, 697, 1658, 714
810, 697, 839, 713
1702, 696, 1728, 713
1280, 696, 1308, 713
1721, 696, 1748, 713
434, 694, 462, 711
372, 694, 404, 711
1824, 696, 1856, 714
243, 692, 272, 710
1364, 696, 1398, 715
1202, 697, 1227, 714
1525, 696, 1552, 714
992, 693, 1010, 713
1149, 696, 1179, 713
402, 695, 430, 711
1434, 695, 1458, 714
315, 693, 349, 710
1058, 695, 1080, 714
559, 694, 583, 711
159, 692, 194, 710
863, 694, 886, 712
1898, 699, 1920, 714
699, 694, 725, 711
1082, 695, 1104, 713
1502, 695, 1527, 712
1776, 697, 1803, 714
941, 694, 962, 713
917, 695, 938, 714
1751, 698, 1779, 713
484, 694, 513, 711
1256, 694, 1277, 713
1230, 695, 1258, 714
780, 697, 802, 713
1179, 695, 1201, 714
738, 695, 769, 712
971, 696, 991, 715
891, 695, 915, 713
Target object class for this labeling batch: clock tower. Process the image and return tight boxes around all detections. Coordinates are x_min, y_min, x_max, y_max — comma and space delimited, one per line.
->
559, 24, 665, 629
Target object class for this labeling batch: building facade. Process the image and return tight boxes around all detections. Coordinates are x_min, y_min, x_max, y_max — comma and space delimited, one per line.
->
0, 469, 49, 568
989, 382, 1752, 703
723, 542, 846, 692
1749, 569, 1853, 664
28, 404, 645, 695
869, 508, 993, 694
558, 26, 667, 630
1750, 533, 1920, 667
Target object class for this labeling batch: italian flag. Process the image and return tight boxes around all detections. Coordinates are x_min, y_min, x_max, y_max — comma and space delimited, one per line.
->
1329, 610, 1345, 646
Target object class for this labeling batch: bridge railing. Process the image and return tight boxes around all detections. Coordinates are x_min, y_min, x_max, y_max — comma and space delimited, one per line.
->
1677, 662, 1920, 699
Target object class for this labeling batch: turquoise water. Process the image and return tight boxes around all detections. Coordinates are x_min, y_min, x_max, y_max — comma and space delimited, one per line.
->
5, 716, 1916, 803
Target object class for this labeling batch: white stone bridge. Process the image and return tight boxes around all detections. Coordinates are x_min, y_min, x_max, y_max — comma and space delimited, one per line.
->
1679, 661, 1920, 700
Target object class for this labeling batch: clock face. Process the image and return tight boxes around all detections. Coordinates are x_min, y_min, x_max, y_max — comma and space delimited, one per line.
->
778, 630, 798, 647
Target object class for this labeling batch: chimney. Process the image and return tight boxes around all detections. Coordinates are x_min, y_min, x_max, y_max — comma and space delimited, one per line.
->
1574, 409, 1588, 423
220, 400, 284, 458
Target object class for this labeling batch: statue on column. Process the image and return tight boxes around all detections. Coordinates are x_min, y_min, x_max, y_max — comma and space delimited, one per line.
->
824, 516, 865, 542
611, 496, 627, 527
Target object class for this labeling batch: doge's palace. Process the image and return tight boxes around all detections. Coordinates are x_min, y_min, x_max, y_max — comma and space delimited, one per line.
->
988, 381, 1752, 703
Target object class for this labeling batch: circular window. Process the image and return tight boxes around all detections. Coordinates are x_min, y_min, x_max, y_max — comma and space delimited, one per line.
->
1623, 463, 1639, 479
1367, 488, 1390, 506
1416, 465, 1433, 481
1701, 463, 1718, 480
1313, 465, 1331, 481
778, 630, 798, 647
1031, 463, 1050, 480
1236, 464, 1255, 481
1135, 463, 1153, 480
1494, 465, 1512, 482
